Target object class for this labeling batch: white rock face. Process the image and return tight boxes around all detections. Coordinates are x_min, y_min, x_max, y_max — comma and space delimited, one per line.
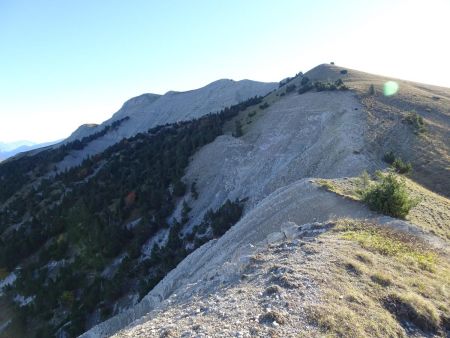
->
57, 79, 277, 171
81, 90, 383, 337
181, 91, 380, 228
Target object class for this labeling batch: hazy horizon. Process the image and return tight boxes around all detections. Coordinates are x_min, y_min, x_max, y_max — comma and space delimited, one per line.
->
1, 0, 449, 143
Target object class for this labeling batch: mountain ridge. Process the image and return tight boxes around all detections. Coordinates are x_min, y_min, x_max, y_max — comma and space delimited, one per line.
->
56, 78, 277, 171
82, 64, 450, 337
0, 64, 449, 338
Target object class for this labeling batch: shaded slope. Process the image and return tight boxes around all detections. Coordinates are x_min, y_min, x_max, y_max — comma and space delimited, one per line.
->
56, 79, 277, 170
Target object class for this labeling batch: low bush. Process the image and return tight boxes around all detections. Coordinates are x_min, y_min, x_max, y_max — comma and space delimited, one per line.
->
259, 102, 269, 110
405, 112, 426, 133
383, 151, 396, 164
363, 173, 418, 218
382, 152, 412, 174
298, 78, 348, 95
391, 158, 412, 175
233, 120, 243, 137
314, 79, 348, 92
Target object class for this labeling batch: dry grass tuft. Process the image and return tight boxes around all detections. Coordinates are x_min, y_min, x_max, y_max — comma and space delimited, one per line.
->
370, 272, 392, 287
259, 311, 286, 325
336, 220, 438, 272
344, 260, 364, 276
383, 292, 441, 333
264, 285, 282, 296
355, 252, 373, 265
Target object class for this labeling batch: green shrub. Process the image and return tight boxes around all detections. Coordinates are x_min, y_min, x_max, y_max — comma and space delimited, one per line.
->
259, 102, 269, 110
391, 158, 412, 175
314, 80, 348, 92
340, 69, 348, 74
382, 152, 412, 175
363, 173, 418, 219
315, 81, 336, 91
405, 112, 426, 133
383, 151, 396, 164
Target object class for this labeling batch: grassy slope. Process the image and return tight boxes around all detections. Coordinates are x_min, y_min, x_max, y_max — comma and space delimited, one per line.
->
305, 218, 449, 337
315, 173, 450, 241
307, 63, 450, 198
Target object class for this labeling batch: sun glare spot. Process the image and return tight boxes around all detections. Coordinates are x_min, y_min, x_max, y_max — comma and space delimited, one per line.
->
383, 81, 399, 96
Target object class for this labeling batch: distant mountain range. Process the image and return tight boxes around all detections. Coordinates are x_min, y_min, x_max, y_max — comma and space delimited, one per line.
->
0, 140, 36, 152
0, 140, 60, 162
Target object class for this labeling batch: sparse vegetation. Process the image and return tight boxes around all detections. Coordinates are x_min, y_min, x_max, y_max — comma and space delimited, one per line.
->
259, 310, 285, 325
305, 218, 449, 337
337, 221, 436, 271
314, 79, 348, 92
355, 252, 373, 265
356, 170, 371, 195
259, 102, 269, 110
233, 120, 243, 137
382, 151, 413, 174
298, 78, 348, 95
344, 260, 364, 276
368, 84, 375, 95
285, 84, 296, 93
391, 158, 413, 175
383, 151, 396, 164
405, 112, 426, 134
383, 292, 441, 333
264, 284, 282, 296
340, 69, 348, 74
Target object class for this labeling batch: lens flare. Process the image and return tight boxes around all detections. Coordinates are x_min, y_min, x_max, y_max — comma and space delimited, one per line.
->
383, 81, 399, 96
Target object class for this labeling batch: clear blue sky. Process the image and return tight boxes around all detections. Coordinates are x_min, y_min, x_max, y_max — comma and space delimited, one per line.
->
1, 0, 449, 143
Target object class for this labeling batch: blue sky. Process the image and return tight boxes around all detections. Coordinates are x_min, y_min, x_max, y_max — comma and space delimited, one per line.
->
1, 0, 449, 143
